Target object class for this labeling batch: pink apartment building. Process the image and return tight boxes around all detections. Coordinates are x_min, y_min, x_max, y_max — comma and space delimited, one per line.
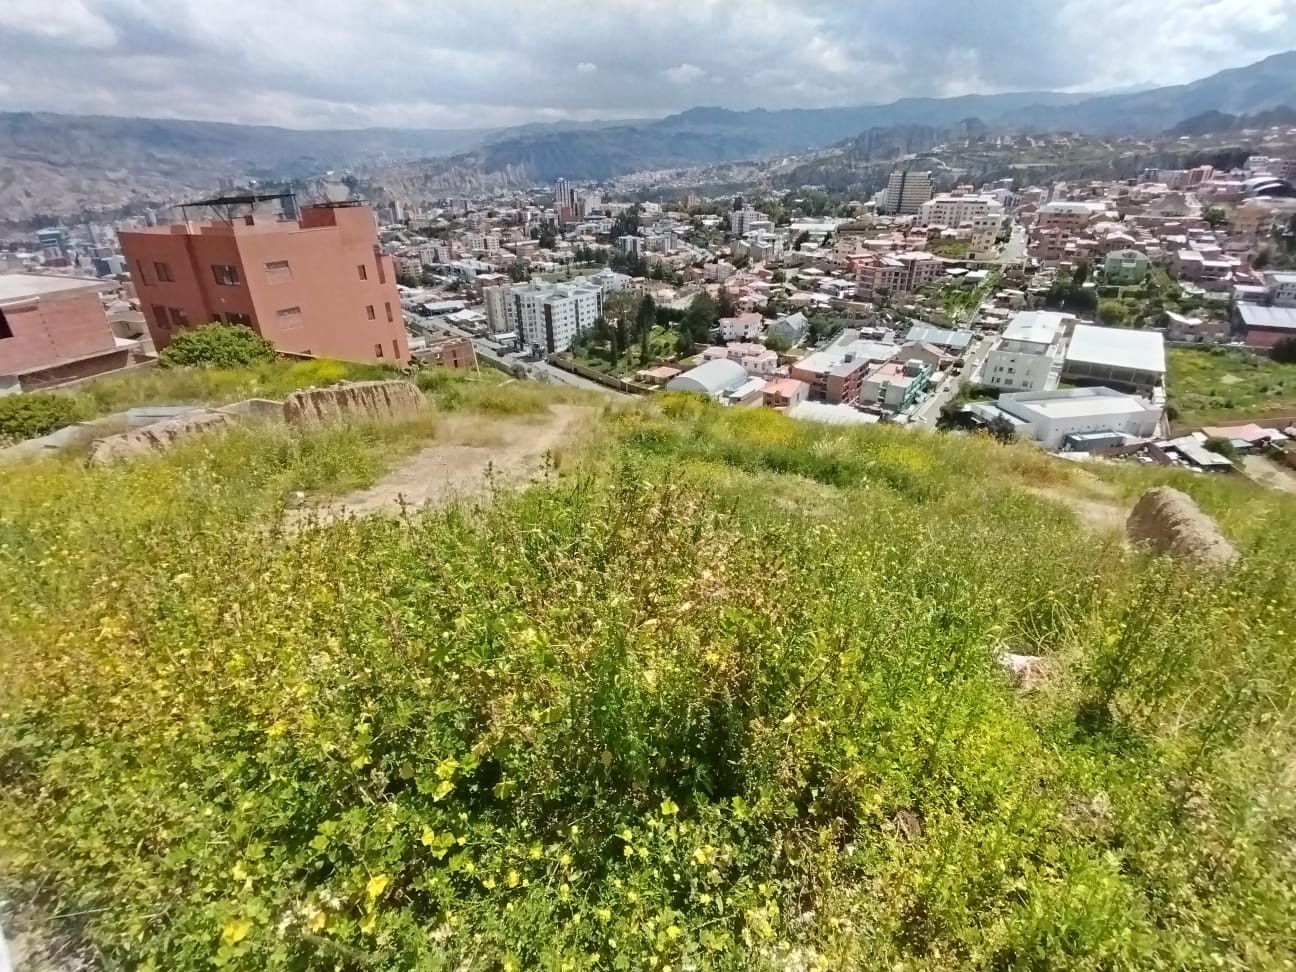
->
0, 274, 128, 390
120, 202, 408, 364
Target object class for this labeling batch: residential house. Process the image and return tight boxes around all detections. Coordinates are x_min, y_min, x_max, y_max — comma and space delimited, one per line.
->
1103, 249, 1150, 286
120, 201, 409, 364
859, 359, 933, 411
718, 312, 765, 341
0, 274, 129, 390
762, 377, 810, 408
768, 311, 809, 346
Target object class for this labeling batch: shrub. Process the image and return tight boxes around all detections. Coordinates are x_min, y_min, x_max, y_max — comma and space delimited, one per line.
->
1273, 336, 1296, 365
0, 392, 87, 444
158, 323, 276, 369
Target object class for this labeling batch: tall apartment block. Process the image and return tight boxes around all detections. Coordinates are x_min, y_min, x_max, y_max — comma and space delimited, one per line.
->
880, 170, 935, 215
120, 200, 408, 364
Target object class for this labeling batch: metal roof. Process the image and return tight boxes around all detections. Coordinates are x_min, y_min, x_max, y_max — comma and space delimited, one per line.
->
904, 324, 972, 350
1065, 324, 1166, 375
1236, 302, 1296, 332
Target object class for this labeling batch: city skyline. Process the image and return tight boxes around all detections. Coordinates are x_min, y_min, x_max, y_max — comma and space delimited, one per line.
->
1, 0, 1295, 130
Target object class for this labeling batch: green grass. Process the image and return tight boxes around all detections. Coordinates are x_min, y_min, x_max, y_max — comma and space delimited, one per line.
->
1167, 347, 1296, 427
0, 358, 402, 446
2, 388, 1296, 969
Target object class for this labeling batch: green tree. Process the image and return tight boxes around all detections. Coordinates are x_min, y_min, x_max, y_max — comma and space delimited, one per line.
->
793, 231, 811, 251
716, 290, 738, 320
158, 323, 276, 369
0, 393, 88, 444
1254, 246, 1273, 270
396, 269, 420, 288
764, 334, 791, 354
1072, 260, 1090, 290
683, 292, 718, 342
1204, 436, 1237, 459
1272, 336, 1296, 364
1098, 299, 1131, 327
1204, 206, 1228, 229
537, 224, 557, 249
988, 415, 1017, 444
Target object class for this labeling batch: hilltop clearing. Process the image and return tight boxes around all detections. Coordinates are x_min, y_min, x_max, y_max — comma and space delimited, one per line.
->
1, 378, 1294, 970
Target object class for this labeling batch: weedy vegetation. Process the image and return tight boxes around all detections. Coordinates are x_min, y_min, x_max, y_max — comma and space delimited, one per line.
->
1, 383, 1295, 971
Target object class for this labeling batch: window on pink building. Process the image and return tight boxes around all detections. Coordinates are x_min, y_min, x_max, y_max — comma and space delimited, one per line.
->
153, 261, 174, 283
385, 302, 394, 322
358, 264, 368, 281
212, 264, 241, 286
374, 343, 384, 358
366, 305, 376, 320
0, 309, 11, 339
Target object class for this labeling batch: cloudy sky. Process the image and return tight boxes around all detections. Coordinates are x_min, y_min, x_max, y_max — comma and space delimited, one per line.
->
2, 0, 1294, 130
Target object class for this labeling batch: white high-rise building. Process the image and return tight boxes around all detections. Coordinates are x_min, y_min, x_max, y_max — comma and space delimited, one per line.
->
510, 279, 604, 354
918, 193, 1003, 229
880, 170, 934, 215
483, 283, 513, 335
730, 208, 769, 236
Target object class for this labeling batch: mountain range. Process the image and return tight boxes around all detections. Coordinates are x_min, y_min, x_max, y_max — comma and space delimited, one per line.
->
1, 50, 1293, 222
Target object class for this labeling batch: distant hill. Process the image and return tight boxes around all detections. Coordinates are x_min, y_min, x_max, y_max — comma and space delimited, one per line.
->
0, 113, 485, 223
3, 50, 1294, 219
1163, 105, 1296, 137
392, 51, 1296, 190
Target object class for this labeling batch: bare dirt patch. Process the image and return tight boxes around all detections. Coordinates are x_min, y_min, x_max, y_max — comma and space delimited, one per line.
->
298, 405, 596, 521
1240, 454, 1296, 495
1025, 469, 1128, 534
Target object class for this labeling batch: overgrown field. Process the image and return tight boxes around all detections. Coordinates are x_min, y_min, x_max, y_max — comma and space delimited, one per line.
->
2, 389, 1295, 970
1167, 346, 1296, 428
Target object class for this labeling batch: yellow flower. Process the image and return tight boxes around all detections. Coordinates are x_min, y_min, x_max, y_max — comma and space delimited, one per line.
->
507, 869, 520, 889
660, 799, 679, 817
366, 874, 389, 900
308, 911, 327, 932
220, 917, 252, 946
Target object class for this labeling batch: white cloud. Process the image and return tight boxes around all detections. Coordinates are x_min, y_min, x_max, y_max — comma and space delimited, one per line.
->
662, 63, 707, 85
0, 0, 1291, 129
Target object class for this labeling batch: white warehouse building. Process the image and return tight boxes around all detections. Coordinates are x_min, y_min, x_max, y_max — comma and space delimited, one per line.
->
970, 387, 1163, 450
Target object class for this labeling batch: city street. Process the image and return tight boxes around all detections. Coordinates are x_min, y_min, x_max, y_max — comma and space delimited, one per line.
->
910, 335, 993, 428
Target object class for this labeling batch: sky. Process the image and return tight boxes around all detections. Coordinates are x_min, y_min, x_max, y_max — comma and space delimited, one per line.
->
1, 0, 1294, 130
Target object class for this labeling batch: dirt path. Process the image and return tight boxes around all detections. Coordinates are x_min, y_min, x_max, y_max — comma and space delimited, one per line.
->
1025, 470, 1128, 534
302, 405, 594, 521
1240, 455, 1296, 495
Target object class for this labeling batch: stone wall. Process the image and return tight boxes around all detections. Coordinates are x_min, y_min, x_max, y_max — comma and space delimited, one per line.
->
86, 410, 235, 466
282, 380, 425, 427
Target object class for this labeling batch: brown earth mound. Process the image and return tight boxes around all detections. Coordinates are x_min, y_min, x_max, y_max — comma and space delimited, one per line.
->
1125, 486, 1238, 568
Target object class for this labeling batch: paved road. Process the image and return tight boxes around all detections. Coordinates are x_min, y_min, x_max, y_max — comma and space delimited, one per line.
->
910, 335, 994, 428
997, 224, 1027, 267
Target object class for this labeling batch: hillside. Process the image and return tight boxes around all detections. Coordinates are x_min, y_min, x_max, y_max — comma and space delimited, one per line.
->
7, 51, 1295, 216
2, 373, 1295, 970
0, 113, 484, 222
389, 52, 1296, 190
